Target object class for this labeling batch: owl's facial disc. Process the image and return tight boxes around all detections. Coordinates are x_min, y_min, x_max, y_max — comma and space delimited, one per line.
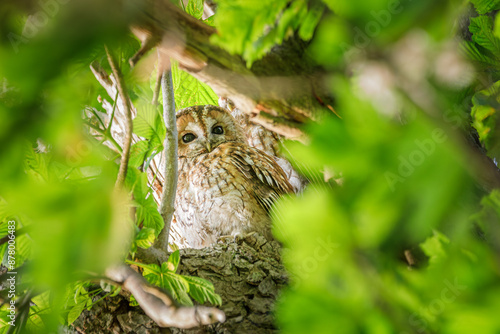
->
176, 104, 246, 158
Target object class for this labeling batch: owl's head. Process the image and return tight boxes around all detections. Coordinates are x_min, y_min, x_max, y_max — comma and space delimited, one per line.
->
176, 105, 246, 158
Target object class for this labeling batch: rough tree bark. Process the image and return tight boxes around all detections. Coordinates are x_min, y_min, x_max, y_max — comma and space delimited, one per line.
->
73, 234, 286, 334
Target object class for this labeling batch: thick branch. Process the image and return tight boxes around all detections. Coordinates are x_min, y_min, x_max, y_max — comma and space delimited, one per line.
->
127, 0, 330, 140
105, 265, 225, 328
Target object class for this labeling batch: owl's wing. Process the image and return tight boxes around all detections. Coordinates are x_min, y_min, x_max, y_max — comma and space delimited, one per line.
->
226, 143, 294, 212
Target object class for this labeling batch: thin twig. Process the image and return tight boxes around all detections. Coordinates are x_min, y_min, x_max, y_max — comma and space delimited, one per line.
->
89, 107, 107, 129
156, 62, 178, 251
83, 121, 123, 153
105, 46, 133, 189
105, 91, 119, 136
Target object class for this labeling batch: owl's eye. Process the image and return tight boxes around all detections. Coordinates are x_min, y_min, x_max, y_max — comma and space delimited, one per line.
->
212, 126, 224, 135
182, 133, 196, 143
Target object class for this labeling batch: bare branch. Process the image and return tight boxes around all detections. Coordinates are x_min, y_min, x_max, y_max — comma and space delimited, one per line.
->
105, 46, 133, 189
90, 60, 113, 93
156, 60, 178, 251
251, 111, 307, 142
105, 265, 225, 328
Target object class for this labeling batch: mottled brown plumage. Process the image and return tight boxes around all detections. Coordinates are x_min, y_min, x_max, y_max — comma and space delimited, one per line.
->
175, 105, 293, 249
218, 97, 308, 193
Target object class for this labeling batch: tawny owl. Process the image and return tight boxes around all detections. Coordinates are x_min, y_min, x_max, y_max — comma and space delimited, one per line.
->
175, 105, 294, 249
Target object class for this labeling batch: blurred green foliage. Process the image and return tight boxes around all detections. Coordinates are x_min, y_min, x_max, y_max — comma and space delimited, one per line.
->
0, 0, 220, 332
263, 0, 500, 333
1, 0, 500, 333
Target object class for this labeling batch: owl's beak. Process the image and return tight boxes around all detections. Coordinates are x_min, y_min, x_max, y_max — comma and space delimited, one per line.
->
206, 142, 212, 152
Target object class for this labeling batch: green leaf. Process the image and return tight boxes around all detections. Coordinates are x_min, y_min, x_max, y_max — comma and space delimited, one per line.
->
460, 40, 498, 66
137, 256, 219, 306
419, 230, 450, 265
210, 0, 323, 65
0, 220, 8, 238
472, 104, 496, 122
203, 15, 215, 27
472, 189, 500, 232
171, 62, 219, 109
67, 299, 87, 325
24, 142, 50, 183
186, 0, 204, 20
0, 220, 31, 269
165, 250, 180, 272
470, 81, 500, 147
182, 275, 222, 305
133, 173, 164, 237
132, 103, 164, 147
129, 140, 150, 168
469, 0, 500, 14
134, 227, 156, 249
0, 199, 10, 221
469, 15, 500, 53
0, 244, 6, 265
136, 200, 164, 237
144, 268, 193, 305
27, 292, 51, 331
110, 286, 122, 297
0, 309, 11, 329
10, 234, 32, 269
298, 3, 325, 40
495, 12, 500, 39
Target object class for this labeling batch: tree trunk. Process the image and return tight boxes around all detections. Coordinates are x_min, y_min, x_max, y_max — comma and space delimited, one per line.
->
73, 235, 286, 333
